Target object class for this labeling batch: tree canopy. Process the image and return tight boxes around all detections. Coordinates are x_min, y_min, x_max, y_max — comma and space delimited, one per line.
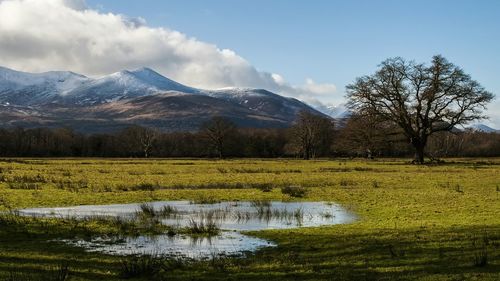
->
346, 55, 494, 163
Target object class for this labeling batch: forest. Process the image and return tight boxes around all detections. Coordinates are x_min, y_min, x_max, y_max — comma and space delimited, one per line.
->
0, 112, 498, 159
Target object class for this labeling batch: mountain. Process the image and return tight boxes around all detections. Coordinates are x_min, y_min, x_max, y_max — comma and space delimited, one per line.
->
468, 124, 499, 133
55, 68, 201, 105
0, 66, 89, 105
312, 103, 350, 119
0, 66, 325, 133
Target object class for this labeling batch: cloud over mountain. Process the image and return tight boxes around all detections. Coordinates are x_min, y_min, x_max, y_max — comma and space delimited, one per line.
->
0, 0, 337, 103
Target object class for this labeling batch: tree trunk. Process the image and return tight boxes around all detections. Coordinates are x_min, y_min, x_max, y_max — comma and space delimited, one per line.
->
303, 145, 310, 160
217, 145, 223, 159
414, 144, 425, 164
217, 139, 223, 159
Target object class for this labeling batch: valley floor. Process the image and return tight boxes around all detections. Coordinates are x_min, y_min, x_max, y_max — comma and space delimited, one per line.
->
0, 158, 499, 280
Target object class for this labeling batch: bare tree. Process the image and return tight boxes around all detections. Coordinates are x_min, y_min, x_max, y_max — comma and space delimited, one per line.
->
338, 114, 403, 158
139, 128, 157, 158
289, 111, 334, 160
200, 116, 238, 159
122, 126, 157, 157
346, 55, 493, 163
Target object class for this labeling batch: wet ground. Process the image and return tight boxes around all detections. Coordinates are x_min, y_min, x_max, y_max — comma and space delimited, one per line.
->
19, 201, 355, 258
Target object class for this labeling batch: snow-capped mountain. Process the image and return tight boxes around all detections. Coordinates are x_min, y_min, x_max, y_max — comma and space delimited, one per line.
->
312, 103, 350, 119
0, 66, 325, 132
56, 67, 201, 105
468, 124, 499, 133
0, 66, 89, 105
207, 88, 317, 119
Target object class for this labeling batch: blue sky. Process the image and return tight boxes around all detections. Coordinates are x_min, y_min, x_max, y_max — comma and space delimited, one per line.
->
1, 0, 498, 126
85, 0, 499, 125
86, 0, 499, 87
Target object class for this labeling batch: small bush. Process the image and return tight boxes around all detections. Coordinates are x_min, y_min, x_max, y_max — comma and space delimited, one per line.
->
339, 179, 356, 187
134, 182, 158, 191
255, 183, 273, 192
217, 167, 228, 173
281, 185, 307, 198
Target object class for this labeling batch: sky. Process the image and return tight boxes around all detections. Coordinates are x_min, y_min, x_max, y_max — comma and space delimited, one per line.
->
1, 0, 499, 127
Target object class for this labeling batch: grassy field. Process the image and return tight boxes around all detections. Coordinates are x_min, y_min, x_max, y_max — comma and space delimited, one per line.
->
0, 158, 499, 280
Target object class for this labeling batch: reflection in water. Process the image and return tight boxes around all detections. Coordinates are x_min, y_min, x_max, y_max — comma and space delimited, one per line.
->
20, 201, 355, 259
63, 232, 274, 258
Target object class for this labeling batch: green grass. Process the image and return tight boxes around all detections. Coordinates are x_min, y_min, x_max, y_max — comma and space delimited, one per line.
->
0, 158, 499, 280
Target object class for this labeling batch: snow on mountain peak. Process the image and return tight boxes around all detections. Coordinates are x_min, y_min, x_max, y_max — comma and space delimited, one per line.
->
0, 66, 90, 100
468, 124, 498, 133
101, 67, 200, 94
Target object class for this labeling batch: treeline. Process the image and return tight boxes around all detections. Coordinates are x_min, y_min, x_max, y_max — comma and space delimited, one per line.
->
0, 112, 498, 158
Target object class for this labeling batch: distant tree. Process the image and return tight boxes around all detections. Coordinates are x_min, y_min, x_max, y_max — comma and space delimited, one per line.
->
289, 111, 334, 160
200, 116, 238, 158
121, 126, 157, 158
337, 114, 403, 158
241, 128, 287, 157
346, 55, 494, 163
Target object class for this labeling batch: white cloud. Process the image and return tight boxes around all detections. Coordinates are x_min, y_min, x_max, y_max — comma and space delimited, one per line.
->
0, 0, 339, 106
302, 78, 337, 95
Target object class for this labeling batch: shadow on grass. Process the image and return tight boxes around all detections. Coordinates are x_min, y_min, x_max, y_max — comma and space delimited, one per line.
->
0, 222, 499, 280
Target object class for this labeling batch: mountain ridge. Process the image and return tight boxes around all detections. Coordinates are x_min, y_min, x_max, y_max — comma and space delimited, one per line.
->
0, 66, 326, 133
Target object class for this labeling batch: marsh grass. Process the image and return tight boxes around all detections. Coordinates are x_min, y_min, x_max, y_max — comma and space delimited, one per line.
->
320, 211, 333, 219
281, 185, 307, 198
7, 262, 69, 281
190, 195, 221, 204
131, 182, 159, 191
472, 233, 490, 267
7, 182, 41, 190
0, 212, 168, 238
137, 203, 178, 219
251, 201, 305, 224
186, 218, 220, 236
119, 182, 279, 192
318, 167, 376, 172
54, 180, 89, 191
339, 179, 357, 187
12, 174, 48, 183
0, 158, 499, 280
119, 254, 163, 279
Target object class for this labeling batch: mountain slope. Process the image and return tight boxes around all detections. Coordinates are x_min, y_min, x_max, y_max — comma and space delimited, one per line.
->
56, 68, 201, 105
0, 66, 326, 132
468, 124, 499, 133
0, 66, 90, 105
206, 88, 322, 123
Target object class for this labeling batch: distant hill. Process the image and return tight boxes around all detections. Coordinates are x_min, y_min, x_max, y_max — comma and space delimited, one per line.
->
468, 124, 499, 133
0, 66, 326, 133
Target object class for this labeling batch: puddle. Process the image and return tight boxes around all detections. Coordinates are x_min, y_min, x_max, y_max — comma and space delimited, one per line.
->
19, 201, 355, 258
61, 232, 273, 258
